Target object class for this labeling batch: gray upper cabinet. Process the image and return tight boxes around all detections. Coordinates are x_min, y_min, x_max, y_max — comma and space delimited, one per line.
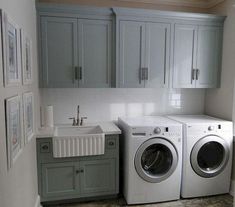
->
173, 24, 197, 88
78, 19, 112, 88
119, 21, 145, 88
118, 20, 170, 88
145, 23, 170, 88
38, 6, 113, 88
41, 17, 78, 88
196, 26, 222, 88
38, 4, 226, 89
173, 24, 223, 88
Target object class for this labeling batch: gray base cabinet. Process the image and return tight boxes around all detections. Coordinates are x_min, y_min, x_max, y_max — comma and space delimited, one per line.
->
37, 135, 119, 203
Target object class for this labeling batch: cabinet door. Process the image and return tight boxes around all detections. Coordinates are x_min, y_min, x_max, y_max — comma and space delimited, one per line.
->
173, 24, 198, 88
78, 19, 112, 88
119, 21, 145, 88
41, 17, 78, 88
145, 23, 170, 88
80, 159, 116, 195
196, 26, 222, 88
41, 162, 79, 198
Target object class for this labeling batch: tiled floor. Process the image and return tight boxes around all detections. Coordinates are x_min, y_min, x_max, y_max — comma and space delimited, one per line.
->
51, 194, 233, 207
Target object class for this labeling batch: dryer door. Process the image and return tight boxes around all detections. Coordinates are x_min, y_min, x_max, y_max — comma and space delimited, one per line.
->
191, 135, 230, 178
134, 138, 178, 183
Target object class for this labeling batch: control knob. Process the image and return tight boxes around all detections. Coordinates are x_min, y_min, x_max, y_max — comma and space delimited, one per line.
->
208, 126, 214, 131
154, 127, 161, 134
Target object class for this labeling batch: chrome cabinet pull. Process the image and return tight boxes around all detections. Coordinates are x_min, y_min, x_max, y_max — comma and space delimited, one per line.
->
75, 66, 79, 80
192, 69, 195, 81
196, 69, 200, 80
79, 67, 82, 80
139, 68, 142, 84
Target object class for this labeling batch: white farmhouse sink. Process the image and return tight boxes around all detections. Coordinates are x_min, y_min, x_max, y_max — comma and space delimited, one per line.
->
54, 125, 103, 137
53, 125, 105, 158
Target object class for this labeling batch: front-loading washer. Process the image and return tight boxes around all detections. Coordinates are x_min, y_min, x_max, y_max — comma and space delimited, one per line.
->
118, 116, 182, 204
168, 115, 233, 198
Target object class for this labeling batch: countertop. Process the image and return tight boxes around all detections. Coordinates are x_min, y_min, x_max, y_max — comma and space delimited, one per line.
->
36, 121, 121, 138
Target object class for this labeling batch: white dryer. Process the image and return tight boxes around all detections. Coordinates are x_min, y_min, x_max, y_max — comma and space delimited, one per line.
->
168, 115, 233, 198
118, 116, 182, 204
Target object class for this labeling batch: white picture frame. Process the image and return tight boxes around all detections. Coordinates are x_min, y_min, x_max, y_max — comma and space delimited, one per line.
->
21, 30, 33, 85
2, 11, 21, 87
0, 11, 4, 86
5, 95, 23, 169
23, 92, 34, 143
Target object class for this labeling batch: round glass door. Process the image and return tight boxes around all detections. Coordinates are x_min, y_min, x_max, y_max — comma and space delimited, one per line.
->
191, 135, 229, 178
135, 138, 178, 183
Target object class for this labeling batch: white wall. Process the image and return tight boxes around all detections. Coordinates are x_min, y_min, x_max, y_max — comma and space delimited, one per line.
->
206, 0, 235, 181
41, 88, 205, 125
0, 0, 40, 207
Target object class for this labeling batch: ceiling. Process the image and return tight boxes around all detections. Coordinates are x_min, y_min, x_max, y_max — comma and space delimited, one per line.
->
117, 0, 225, 8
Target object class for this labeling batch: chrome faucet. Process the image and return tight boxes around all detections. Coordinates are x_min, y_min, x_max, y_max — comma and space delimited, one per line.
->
69, 105, 87, 126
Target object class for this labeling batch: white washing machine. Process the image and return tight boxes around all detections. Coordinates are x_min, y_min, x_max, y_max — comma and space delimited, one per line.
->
168, 115, 233, 198
118, 116, 182, 204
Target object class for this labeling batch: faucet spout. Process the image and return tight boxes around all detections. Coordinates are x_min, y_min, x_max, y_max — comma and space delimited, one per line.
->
76, 105, 80, 126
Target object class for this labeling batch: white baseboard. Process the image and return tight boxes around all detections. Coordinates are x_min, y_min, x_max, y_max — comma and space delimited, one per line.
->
230, 180, 234, 196
34, 195, 42, 207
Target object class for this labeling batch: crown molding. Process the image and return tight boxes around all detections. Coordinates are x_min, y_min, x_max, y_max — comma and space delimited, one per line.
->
117, 0, 225, 8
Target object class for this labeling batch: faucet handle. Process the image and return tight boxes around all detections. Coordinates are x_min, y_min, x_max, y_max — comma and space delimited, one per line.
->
69, 117, 76, 126
80, 117, 87, 126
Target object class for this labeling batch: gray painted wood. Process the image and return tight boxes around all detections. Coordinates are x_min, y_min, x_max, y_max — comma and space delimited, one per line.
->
173, 24, 198, 88
119, 21, 145, 88
145, 22, 170, 88
41, 162, 79, 198
196, 26, 222, 88
78, 19, 112, 88
37, 135, 119, 202
80, 159, 116, 195
41, 17, 78, 88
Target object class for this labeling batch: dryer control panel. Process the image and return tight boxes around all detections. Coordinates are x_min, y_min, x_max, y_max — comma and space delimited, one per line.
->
131, 126, 182, 139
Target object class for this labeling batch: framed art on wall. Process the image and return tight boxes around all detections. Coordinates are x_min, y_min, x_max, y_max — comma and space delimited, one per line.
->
1, 10, 21, 87
0, 11, 3, 86
21, 30, 33, 85
23, 92, 34, 143
5, 95, 23, 169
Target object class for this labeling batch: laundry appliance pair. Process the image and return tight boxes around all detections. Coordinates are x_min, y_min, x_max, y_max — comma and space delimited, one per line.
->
118, 115, 233, 205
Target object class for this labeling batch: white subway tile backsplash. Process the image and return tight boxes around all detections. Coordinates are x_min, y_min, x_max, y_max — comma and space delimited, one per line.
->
41, 88, 205, 125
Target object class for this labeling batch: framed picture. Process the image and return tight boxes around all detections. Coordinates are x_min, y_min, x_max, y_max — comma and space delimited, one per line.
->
23, 92, 34, 143
21, 30, 33, 85
5, 95, 23, 169
1, 11, 21, 87
0, 11, 3, 86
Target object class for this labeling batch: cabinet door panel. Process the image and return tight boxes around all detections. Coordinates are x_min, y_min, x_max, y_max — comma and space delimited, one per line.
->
173, 24, 198, 88
78, 19, 112, 88
80, 159, 116, 195
42, 162, 79, 198
41, 17, 78, 88
119, 21, 145, 88
196, 26, 222, 88
145, 23, 170, 88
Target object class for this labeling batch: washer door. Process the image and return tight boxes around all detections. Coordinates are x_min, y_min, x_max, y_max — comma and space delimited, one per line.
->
191, 135, 230, 178
134, 138, 178, 183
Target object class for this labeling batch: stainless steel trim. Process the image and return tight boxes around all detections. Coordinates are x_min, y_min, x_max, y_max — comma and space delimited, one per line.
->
134, 138, 178, 183
191, 135, 230, 178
